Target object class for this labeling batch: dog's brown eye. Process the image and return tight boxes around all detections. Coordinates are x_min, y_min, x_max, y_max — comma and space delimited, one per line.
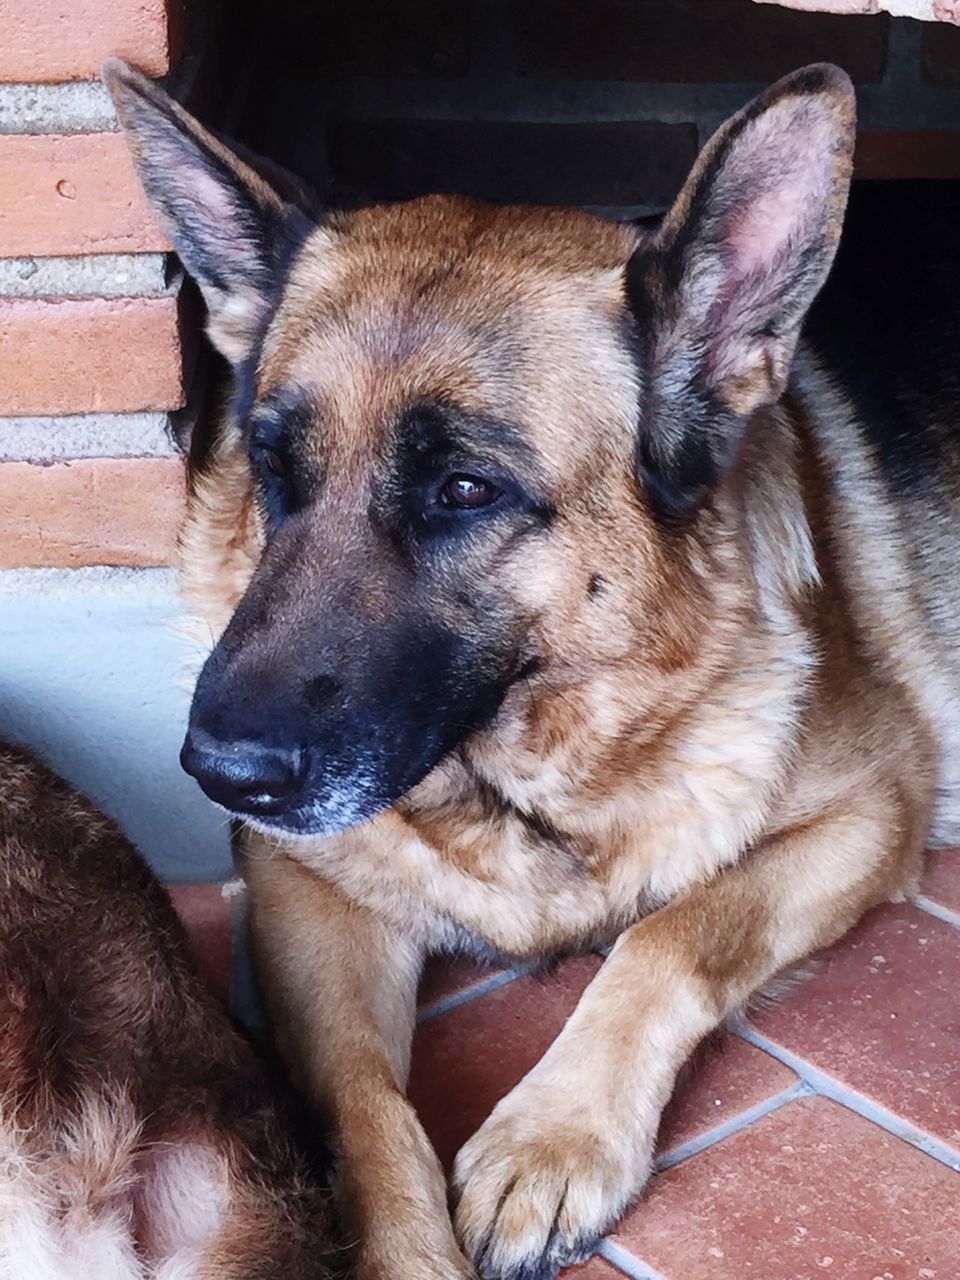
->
441, 474, 498, 509
262, 449, 286, 478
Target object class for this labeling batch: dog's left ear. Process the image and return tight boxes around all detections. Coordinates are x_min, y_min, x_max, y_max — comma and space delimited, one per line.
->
628, 63, 855, 518
103, 58, 317, 365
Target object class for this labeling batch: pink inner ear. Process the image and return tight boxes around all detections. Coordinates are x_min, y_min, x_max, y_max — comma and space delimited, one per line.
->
720, 99, 836, 282
160, 151, 264, 273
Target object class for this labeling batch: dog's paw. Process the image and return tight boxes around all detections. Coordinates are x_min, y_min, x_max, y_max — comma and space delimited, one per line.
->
451, 1086, 650, 1280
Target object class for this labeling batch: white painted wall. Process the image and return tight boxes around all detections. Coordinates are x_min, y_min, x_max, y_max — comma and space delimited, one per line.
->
0, 567, 232, 882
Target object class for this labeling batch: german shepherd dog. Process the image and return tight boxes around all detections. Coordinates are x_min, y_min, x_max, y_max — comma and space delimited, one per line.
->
0, 741, 343, 1279
105, 57, 960, 1280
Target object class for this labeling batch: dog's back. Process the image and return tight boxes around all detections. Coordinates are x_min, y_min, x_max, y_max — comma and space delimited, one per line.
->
0, 741, 343, 1279
800, 180, 960, 842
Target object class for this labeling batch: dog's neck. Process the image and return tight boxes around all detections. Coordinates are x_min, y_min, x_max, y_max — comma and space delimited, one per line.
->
392, 402, 820, 931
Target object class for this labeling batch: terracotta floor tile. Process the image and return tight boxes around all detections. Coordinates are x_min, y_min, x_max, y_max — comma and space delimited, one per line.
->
418, 954, 507, 1011
751, 903, 960, 1150
657, 1032, 797, 1155
168, 882, 232, 1007
614, 1097, 960, 1280
921, 846, 960, 914
409, 954, 602, 1169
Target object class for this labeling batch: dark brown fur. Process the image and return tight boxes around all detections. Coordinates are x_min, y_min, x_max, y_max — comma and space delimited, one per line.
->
0, 740, 345, 1278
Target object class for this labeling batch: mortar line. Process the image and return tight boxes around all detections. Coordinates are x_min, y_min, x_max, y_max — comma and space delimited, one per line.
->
597, 1239, 668, 1280
416, 964, 531, 1024
913, 894, 960, 933
653, 1079, 813, 1172
734, 1024, 960, 1173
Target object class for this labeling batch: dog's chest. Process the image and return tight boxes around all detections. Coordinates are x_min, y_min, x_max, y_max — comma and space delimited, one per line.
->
287, 769, 762, 956
292, 812, 615, 954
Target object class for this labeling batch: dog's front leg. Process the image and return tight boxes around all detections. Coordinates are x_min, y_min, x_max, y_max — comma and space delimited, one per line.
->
453, 796, 917, 1280
244, 849, 475, 1279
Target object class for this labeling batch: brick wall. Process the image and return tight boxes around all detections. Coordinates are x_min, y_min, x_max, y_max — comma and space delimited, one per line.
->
0, 0, 190, 570
237, 0, 960, 218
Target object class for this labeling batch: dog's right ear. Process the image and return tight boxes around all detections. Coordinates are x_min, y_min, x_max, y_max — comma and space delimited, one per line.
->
103, 59, 316, 365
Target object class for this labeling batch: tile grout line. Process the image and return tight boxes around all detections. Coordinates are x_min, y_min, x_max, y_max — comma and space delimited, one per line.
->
913, 894, 960, 932
584, 1078, 814, 1280
653, 1079, 813, 1172
417, 945, 611, 1023
734, 1023, 960, 1173
415, 965, 532, 1024
597, 1238, 669, 1280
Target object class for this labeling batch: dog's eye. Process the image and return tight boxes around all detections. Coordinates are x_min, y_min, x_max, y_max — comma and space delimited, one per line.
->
259, 448, 286, 478
249, 440, 296, 530
440, 474, 499, 509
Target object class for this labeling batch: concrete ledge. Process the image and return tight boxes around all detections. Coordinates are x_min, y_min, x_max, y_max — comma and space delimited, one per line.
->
0, 565, 231, 881
0, 81, 117, 135
0, 253, 174, 298
0, 564, 178, 598
0, 411, 179, 459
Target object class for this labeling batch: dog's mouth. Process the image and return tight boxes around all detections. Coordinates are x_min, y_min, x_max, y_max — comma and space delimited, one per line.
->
180, 735, 398, 838
237, 761, 391, 839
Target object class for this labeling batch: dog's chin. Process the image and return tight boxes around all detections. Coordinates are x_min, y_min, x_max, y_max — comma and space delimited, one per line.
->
239, 794, 389, 842
214, 743, 463, 842
228, 768, 396, 842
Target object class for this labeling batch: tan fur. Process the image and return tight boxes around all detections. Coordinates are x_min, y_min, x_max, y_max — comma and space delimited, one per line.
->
105, 57, 958, 1280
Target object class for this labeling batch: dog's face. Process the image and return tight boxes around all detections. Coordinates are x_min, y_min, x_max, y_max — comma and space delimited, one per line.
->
105, 60, 854, 836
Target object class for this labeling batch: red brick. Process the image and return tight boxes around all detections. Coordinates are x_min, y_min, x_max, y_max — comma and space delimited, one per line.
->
0, 133, 168, 259
409, 955, 603, 1170
921, 847, 960, 914
752, 904, 960, 1151
168, 882, 233, 1007
658, 1034, 797, 1154
613, 1098, 960, 1279
518, 0, 889, 83
0, 456, 185, 568
923, 20, 960, 85
328, 119, 698, 208
0, 0, 188, 83
854, 131, 960, 179
0, 296, 187, 417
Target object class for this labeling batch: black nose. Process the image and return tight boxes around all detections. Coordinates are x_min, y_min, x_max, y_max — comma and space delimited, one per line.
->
180, 728, 307, 815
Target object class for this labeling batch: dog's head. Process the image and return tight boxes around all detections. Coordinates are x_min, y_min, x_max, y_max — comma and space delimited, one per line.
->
105, 60, 854, 836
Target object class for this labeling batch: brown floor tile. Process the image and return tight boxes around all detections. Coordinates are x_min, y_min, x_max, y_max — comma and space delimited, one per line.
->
921, 846, 960, 914
418, 954, 506, 1010
613, 1097, 960, 1280
409, 954, 602, 1169
657, 1033, 797, 1155
751, 903, 960, 1151
168, 882, 233, 1008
